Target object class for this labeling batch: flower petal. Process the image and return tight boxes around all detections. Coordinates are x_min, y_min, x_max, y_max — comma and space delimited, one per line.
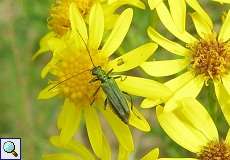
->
214, 80, 230, 125
157, 105, 211, 153
151, 1, 196, 43
101, 134, 112, 160
84, 107, 103, 157
222, 73, 230, 95
168, 0, 186, 32
101, 107, 134, 151
191, 12, 212, 39
116, 76, 173, 101
141, 59, 189, 77
89, 3, 104, 50
102, 8, 133, 57
129, 105, 151, 132
185, 0, 213, 29
147, 27, 191, 57
212, 0, 230, 3
69, 3, 88, 43
32, 32, 55, 60
58, 99, 82, 145
42, 153, 79, 160
50, 136, 95, 160
141, 148, 159, 160
225, 129, 230, 144
179, 98, 219, 143
38, 84, 60, 99
218, 10, 230, 42
141, 98, 162, 108
118, 146, 130, 160
109, 43, 158, 72
164, 75, 204, 112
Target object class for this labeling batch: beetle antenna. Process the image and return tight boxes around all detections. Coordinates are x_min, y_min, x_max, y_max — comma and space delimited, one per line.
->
49, 69, 91, 91
74, 29, 96, 67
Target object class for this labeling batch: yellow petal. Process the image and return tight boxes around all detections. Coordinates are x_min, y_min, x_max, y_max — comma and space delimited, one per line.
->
153, 1, 196, 43
222, 73, 230, 95
116, 76, 173, 101
58, 99, 82, 145
212, 0, 230, 3
185, 0, 213, 29
164, 71, 195, 92
214, 80, 230, 125
102, 8, 133, 57
225, 129, 230, 144
148, 0, 162, 9
129, 105, 151, 132
84, 107, 103, 157
141, 98, 162, 108
168, 0, 186, 32
141, 148, 159, 160
104, 0, 145, 12
141, 59, 189, 77
164, 75, 204, 112
38, 84, 59, 99
101, 107, 134, 151
42, 153, 79, 160
191, 12, 212, 39
157, 105, 210, 153
104, 14, 119, 30
89, 3, 104, 50
147, 27, 191, 57
179, 98, 219, 143
50, 136, 95, 160
32, 32, 55, 60
69, 3, 88, 43
101, 134, 112, 160
118, 146, 130, 160
109, 43, 158, 72
218, 10, 230, 42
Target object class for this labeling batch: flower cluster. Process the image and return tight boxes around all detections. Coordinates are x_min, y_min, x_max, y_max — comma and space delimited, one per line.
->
34, 0, 230, 159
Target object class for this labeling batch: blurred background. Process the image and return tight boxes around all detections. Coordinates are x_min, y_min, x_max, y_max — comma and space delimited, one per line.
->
0, 0, 229, 159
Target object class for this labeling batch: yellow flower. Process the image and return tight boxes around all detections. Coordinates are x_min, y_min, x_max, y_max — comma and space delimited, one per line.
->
38, 3, 171, 159
141, 0, 230, 124
33, 0, 145, 59
154, 98, 230, 160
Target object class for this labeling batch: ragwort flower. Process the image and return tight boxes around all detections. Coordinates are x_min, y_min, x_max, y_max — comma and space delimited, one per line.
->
141, 0, 230, 124
38, 3, 171, 159
154, 98, 230, 160
212, 0, 230, 4
33, 0, 145, 59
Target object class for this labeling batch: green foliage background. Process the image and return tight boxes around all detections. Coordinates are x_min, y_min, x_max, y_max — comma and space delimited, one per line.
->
0, 0, 229, 159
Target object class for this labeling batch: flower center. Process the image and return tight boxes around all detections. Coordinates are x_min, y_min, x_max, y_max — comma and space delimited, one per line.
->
189, 34, 230, 79
54, 49, 108, 106
197, 141, 230, 160
48, 0, 94, 36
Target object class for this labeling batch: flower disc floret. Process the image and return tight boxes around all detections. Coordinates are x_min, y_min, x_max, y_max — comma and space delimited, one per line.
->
189, 35, 230, 79
198, 141, 230, 160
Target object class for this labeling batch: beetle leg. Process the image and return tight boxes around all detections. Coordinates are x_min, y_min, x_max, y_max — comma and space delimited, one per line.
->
89, 78, 99, 83
106, 69, 114, 76
104, 98, 108, 110
113, 76, 127, 81
90, 97, 96, 106
93, 86, 100, 97
123, 92, 141, 120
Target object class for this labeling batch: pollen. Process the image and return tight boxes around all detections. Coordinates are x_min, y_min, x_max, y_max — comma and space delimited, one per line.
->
189, 34, 230, 80
54, 49, 108, 106
48, 0, 94, 36
197, 141, 230, 160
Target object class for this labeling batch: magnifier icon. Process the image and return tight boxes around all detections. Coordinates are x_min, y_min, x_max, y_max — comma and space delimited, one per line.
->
3, 141, 18, 157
